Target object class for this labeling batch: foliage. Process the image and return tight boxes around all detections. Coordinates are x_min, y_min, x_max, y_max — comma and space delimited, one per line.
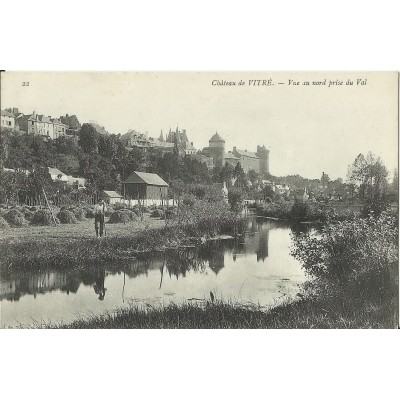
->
347, 152, 389, 209
176, 199, 243, 237
291, 212, 398, 299
228, 187, 245, 212
290, 199, 309, 221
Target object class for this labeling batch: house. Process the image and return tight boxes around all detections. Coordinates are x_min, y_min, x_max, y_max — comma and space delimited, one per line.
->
122, 171, 169, 205
1, 110, 15, 130
48, 167, 69, 183
59, 114, 81, 135
102, 190, 123, 205
52, 118, 67, 139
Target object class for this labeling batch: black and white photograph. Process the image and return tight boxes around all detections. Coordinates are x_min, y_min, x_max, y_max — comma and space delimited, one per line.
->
0, 71, 398, 329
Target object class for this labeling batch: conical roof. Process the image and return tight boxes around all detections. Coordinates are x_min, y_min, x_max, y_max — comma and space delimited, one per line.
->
209, 131, 225, 143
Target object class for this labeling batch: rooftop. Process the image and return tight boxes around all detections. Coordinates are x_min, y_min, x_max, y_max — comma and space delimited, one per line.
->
209, 132, 225, 142
123, 171, 169, 186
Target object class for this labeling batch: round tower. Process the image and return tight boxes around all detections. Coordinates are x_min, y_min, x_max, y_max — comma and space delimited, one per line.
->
256, 145, 270, 176
209, 131, 225, 168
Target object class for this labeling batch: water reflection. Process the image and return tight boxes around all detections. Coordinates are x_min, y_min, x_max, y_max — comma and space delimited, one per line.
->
1, 219, 313, 304
1, 217, 312, 326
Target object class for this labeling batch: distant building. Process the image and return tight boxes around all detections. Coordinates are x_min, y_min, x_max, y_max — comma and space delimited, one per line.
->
1, 110, 15, 130
192, 153, 214, 170
208, 132, 225, 169
166, 127, 189, 144
122, 171, 169, 205
48, 167, 69, 183
13, 111, 67, 139
203, 132, 270, 175
224, 151, 240, 168
232, 147, 260, 174
122, 130, 152, 148
102, 190, 123, 204
59, 114, 81, 135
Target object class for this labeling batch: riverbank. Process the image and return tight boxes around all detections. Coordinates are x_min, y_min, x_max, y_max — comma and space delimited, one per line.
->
45, 292, 397, 329
0, 209, 243, 273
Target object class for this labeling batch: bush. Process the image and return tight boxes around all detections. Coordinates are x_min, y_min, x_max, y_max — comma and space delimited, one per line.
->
290, 200, 309, 221
257, 201, 292, 219
4, 209, 28, 227
57, 209, 78, 224
0, 216, 10, 229
182, 194, 196, 207
108, 209, 137, 224
175, 199, 243, 237
291, 212, 398, 299
228, 187, 245, 212
31, 210, 59, 226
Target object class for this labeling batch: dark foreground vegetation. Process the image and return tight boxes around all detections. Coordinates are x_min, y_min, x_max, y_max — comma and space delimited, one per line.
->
43, 211, 398, 329
44, 294, 397, 329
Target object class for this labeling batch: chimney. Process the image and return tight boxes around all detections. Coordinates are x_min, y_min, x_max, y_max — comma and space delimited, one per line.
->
233, 146, 236, 152
191, 142, 193, 146
32, 111, 36, 116
66, 113, 69, 117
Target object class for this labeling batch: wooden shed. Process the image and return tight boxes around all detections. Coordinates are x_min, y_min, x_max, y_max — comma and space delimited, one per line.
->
122, 171, 169, 205
102, 190, 123, 205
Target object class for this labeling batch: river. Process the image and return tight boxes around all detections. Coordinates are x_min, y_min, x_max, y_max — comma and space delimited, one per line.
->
0, 216, 309, 327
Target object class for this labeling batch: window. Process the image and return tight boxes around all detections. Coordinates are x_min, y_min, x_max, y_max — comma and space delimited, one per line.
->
32, 121, 34, 125
8, 121, 11, 126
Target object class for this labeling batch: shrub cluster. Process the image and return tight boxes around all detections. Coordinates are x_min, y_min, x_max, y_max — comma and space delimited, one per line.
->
291, 212, 398, 299
175, 199, 243, 237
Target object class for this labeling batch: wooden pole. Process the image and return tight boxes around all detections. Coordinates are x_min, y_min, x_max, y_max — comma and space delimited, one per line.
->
42, 187, 58, 226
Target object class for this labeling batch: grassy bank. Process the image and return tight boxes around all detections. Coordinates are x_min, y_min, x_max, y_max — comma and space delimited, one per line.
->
0, 200, 243, 273
45, 293, 397, 328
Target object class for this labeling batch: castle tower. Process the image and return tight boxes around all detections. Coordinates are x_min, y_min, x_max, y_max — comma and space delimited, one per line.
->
256, 145, 270, 176
209, 131, 225, 169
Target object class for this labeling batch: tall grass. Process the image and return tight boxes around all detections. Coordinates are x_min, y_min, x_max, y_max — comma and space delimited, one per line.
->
42, 294, 397, 329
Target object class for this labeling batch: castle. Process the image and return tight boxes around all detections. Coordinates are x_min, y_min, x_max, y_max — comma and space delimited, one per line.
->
201, 132, 269, 175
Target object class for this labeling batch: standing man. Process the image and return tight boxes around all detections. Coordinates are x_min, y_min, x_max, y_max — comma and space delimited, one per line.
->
94, 198, 107, 238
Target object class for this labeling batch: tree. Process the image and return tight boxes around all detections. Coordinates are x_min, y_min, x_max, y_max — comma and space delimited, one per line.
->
228, 187, 245, 212
78, 123, 99, 154
347, 152, 389, 214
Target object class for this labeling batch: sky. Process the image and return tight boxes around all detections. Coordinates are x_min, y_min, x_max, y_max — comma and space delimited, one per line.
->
1, 71, 398, 180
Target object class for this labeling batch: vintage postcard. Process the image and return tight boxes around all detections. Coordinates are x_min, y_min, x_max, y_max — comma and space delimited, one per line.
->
0, 71, 398, 328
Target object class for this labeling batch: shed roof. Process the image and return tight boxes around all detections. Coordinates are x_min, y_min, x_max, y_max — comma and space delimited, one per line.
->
103, 190, 122, 198
123, 171, 168, 186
